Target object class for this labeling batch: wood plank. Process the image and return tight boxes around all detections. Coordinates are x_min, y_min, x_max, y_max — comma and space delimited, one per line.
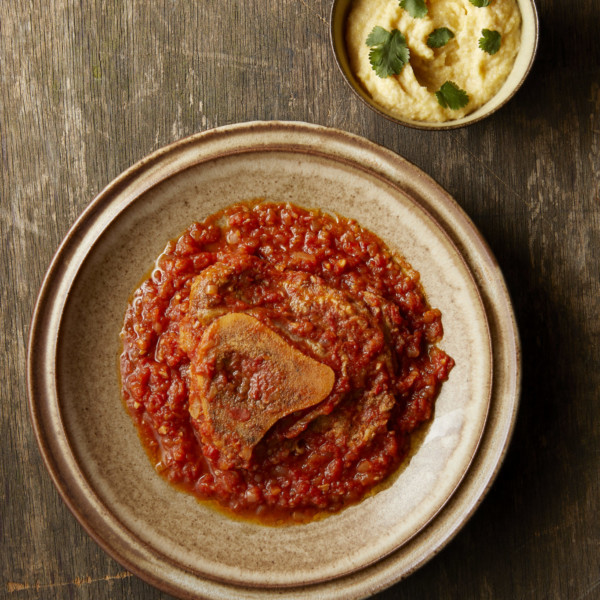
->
1, 0, 598, 598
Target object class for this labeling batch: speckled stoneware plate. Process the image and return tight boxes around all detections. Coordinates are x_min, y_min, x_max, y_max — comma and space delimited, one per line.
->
28, 121, 520, 600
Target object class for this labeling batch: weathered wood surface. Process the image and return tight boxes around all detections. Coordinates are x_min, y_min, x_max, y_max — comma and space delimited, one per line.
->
1, 1, 598, 598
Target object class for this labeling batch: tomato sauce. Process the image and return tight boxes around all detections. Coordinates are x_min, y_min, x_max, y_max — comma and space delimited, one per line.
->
120, 201, 454, 523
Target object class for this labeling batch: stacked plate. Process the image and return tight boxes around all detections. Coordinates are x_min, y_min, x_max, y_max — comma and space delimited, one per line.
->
28, 122, 520, 599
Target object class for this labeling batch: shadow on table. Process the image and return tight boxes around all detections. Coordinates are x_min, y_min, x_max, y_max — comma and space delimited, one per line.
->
373, 5, 600, 594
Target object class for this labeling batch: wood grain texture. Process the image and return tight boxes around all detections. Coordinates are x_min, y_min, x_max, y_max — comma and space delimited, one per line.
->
1, 0, 598, 598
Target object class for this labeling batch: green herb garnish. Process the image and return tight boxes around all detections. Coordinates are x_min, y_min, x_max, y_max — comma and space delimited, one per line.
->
400, 0, 428, 18
427, 27, 455, 48
366, 26, 410, 78
435, 81, 469, 110
469, 0, 492, 6
479, 29, 501, 54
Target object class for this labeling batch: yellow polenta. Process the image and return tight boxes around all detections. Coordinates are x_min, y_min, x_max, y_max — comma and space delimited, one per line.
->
346, 0, 521, 122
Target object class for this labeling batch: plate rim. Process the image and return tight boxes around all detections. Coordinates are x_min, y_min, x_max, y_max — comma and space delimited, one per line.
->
28, 120, 520, 600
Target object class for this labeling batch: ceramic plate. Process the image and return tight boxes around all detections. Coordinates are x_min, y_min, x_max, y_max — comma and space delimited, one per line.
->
28, 121, 520, 599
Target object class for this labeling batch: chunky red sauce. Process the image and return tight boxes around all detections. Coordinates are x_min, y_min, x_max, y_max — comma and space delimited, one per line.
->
120, 201, 454, 523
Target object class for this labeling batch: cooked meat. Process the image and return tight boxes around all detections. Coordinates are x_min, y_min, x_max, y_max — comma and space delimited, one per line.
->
179, 255, 260, 354
188, 312, 335, 468
180, 257, 401, 462
121, 202, 454, 521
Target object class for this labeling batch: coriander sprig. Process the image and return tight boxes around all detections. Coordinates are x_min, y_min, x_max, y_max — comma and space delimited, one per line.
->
427, 27, 455, 48
479, 29, 502, 54
366, 26, 410, 78
435, 81, 469, 110
400, 0, 428, 18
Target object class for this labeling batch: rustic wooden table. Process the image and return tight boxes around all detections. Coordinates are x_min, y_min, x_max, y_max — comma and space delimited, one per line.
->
2, 1, 599, 598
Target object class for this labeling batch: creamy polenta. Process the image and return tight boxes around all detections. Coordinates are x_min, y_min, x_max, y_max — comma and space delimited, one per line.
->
346, 0, 521, 122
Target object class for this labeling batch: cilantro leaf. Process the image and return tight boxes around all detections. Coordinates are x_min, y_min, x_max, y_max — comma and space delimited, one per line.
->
435, 81, 469, 110
366, 25, 392, 47
469, 0, 491, 6
427, 27, 455, 48
479, 29, 501, 54
366, 26, 410, 78
400, 0, 428, 19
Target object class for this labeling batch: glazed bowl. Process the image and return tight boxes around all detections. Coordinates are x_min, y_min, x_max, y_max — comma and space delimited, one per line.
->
330, 0, 539, 130
28, 122, 520, 599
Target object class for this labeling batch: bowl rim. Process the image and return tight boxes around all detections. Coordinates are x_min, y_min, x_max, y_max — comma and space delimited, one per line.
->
329, 0, 540, 130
